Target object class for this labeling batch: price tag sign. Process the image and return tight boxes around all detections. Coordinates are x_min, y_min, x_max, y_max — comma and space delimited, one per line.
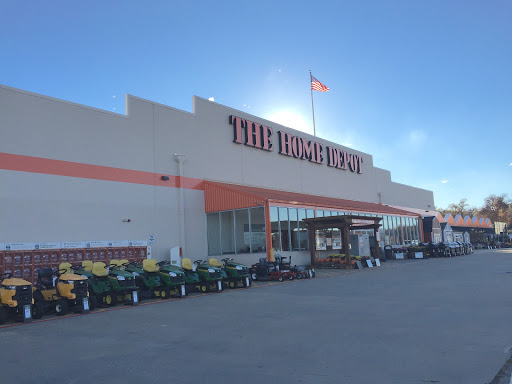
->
245, 277, 250, 287
83, 298, 89, 311
24, 305, 32, 319
217, 281, 222, 291
133, 291, 139, 304
181, 285, 186, 297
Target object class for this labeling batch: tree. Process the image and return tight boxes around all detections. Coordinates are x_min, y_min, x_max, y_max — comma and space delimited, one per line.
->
478, 194, 512, 224
439, 198, 478, 218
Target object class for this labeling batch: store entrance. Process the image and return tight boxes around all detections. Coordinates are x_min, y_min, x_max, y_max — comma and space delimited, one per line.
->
303, 215, 382, 269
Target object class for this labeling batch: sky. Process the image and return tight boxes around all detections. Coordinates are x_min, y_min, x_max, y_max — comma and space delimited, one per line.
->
1, 1, 511, 210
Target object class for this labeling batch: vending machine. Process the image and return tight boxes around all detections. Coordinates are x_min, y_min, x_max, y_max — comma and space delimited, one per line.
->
349, 234, 370, 256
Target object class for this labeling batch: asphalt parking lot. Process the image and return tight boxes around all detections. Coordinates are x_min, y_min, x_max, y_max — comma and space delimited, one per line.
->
2, 249, 512, 384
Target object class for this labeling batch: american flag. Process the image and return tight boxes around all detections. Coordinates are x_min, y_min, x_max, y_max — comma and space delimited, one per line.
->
311, 75, 329, 92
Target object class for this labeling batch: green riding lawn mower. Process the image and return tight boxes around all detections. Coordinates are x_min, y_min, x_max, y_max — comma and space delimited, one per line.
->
157, 261, 187, 297
208, 258, 250, 289
0, 272, 34, 324
182, 258, 223, 293
108, 260, 140, 305
76, 260, 139, 310
124, 259, 171, 300
32, 262, 90, 317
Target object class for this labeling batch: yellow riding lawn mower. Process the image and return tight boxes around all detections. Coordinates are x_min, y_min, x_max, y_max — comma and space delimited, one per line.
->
32, 262, 90, 316
0, 272, 34, 324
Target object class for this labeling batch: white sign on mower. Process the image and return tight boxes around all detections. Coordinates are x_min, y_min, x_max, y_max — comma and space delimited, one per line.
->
375, 259, 381, 266
83, 298, 89, 311
24, 305, 32, 319
366, 260, 373, 268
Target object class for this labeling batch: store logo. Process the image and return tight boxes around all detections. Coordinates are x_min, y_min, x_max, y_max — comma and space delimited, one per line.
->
229, 115, 363, 174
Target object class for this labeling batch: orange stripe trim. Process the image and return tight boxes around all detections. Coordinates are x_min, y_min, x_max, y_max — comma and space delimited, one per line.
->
0, 152, 204, 190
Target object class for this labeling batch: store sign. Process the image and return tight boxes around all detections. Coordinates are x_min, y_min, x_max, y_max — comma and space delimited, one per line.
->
352, 219, 374, 225
229, 115, 363, 174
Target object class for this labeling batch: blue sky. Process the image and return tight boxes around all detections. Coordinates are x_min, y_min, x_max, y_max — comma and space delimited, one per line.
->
1, 1, 510, 209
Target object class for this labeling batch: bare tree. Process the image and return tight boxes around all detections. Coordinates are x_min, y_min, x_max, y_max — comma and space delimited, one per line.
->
439, 198, 478, 218
478, 194, 512, 224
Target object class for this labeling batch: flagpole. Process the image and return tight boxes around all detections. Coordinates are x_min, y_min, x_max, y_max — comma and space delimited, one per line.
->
309, 70, 316, 137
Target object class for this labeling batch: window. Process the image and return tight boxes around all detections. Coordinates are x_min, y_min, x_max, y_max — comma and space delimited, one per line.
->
235, 209, 250, 254
405, 217, 412, 245
279, 207, 290, 251
207, 213, 221, 255
207, 208, 267, 255
221, 211, 234, 254
250, 207, 266, 253
289, 208, 300, 250
270, 206, 280, 251
298, 209, 308, 250
397, 217, 404, 244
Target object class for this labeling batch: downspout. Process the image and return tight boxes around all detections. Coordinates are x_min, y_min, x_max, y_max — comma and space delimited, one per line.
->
175, 154, 186, 257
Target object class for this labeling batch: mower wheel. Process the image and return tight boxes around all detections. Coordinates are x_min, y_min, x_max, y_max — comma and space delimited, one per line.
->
101, 291, 117, 307
55, 300, 68, 316
296, 273, 303, 279
89, 295, 98, 311
288, 274, 294, 280
278, 276, 284, 282
32, 290, 45, 318
0, 306, 7, 324
229, 280, 236, 289
251, 272, 258, 281
32, 302, 44, 319
200, 284, 209, 293
160, 287, 170, 299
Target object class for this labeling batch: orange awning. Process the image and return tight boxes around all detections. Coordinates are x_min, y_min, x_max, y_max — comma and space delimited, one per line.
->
204, 181, 419, 217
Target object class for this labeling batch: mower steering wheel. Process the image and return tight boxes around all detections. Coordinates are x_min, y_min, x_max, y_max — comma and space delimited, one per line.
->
72, 265, 84, 271
58, 268, 68, 275
221, 258, 232, 263
157, 261, 168, 266
125, 261, 139, 267
107, 263, 117, 269
0, 272, 13, 279
194, 260, 204, 266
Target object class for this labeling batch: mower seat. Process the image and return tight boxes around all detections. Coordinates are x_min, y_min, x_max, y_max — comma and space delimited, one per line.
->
92, 262, 108, 277
143, 259, 159, 273
82, 260, 93, 271
59, 262, 73, 274
118, 259, 129, 267
208, 258, 223, 268
182, 258, 194, 271
38, 268, 55, 289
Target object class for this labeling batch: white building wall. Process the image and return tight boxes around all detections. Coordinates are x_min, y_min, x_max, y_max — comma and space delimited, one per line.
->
0, 84, 435, 263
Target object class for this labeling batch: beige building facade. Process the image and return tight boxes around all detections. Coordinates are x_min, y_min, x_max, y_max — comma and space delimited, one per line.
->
0, 84, 435, 266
